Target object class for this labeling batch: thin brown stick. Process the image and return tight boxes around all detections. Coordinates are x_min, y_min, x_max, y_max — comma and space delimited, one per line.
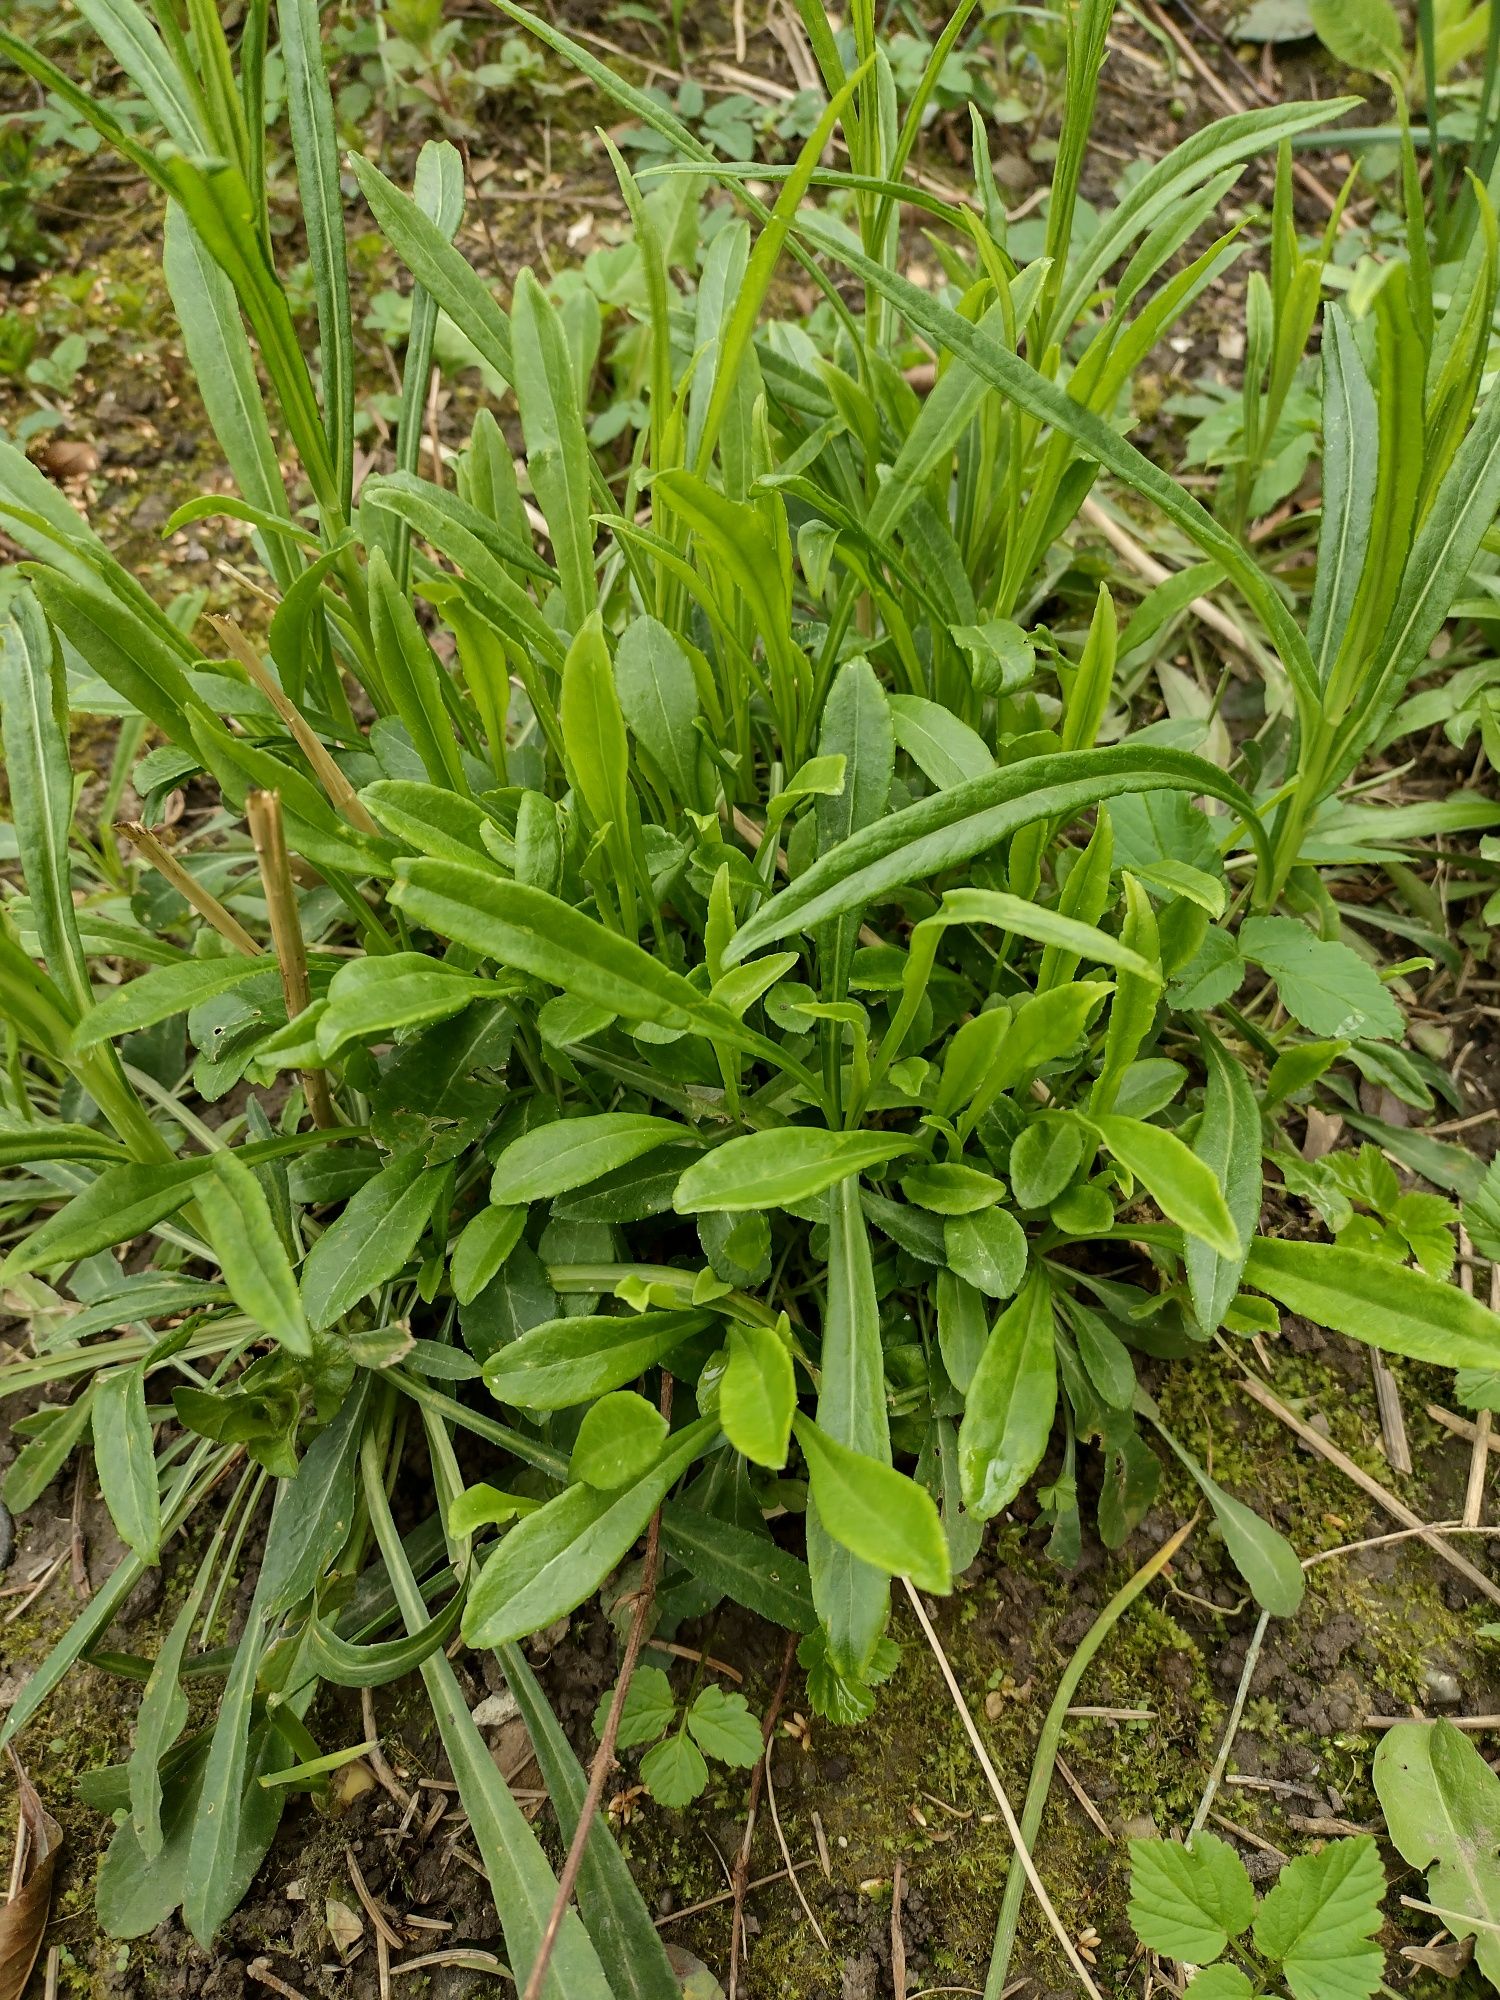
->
1053, 1754, 1113, 1842
653, 1860, 819, 1928
1241, 1374, 1500, 1606
728, 1631, 799, 2000
361, 1687, 412, 1811
1078, 495, 1260, 661
1428, 1405, 1500, 1455
1464, 1252, 1496, 1528
345, 1846, 404, 1952
1303, 1521, 1500, 1567
245, 790, 336, 1129
763, 1739, 828, 1951
1369, 1351, 1412, 1475
117, 821, 263, 957
891, 1856, 908, 2000
900, 1577, 1106, 1999
521, 1379, 673, 2000
209, 618, 380, 836
1365, 1713, 1500, 1730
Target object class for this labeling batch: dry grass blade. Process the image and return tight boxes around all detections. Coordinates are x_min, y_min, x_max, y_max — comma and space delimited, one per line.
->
1463, 1251, 1497, 1527
246, 788, 337, 1129
892, 1856, 908, 2000
0, 1751, 61, 2000
1190, 1607, 1270, 1837
1240, 1374, 1500, 1606
117, 821, 263, 957
900, 1577, 1106, 2000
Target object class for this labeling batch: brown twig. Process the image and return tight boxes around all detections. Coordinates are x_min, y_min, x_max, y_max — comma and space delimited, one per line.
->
345, 1846, 403, 1952
117, 821, 263, 957
892, 1856, 908, 2000
209, 617, 380, 836
361, 1687, 412, 1811
1142, 0, 1343, 215
1464, 1249, 1496, 1528
245, 789, 337, 1129
763, 1737, 828, 1952
1428, 1405, 1500, 1456
521, 1380, 674, 2000
1241, 1374, 1500, 1606
1369, 1351, 1412, 1475
728, 1631, 800, 2000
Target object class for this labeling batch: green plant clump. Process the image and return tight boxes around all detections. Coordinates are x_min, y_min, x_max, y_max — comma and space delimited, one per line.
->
4, 0, 1500, 1986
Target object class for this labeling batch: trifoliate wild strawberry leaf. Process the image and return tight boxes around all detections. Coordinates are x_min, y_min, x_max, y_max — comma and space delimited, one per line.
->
684, 1685, 764, 1768
638, 1732, 709, 1808
1461, 1154, 1500, 1261
1128, 1833, 1255, 1963
1185, 1969, 1253, 2000
593, 1665, 676, 1750
1374, 1719, 1500, 1990
1252, 1834, 1385, 2000
1240, 917, 1402, 1042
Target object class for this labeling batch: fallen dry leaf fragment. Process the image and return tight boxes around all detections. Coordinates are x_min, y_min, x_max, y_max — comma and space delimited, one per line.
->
0, 1750, 61, 2000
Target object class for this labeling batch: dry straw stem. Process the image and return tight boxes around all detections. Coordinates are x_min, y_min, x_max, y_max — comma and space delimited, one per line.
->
117, 820, 263, 958
901, 1574, 1108, 2000
980, 1517, 1198, 1996
245, 788, 336, 1129
209, 617, 380, 837
1241, 1373, 1500, 1606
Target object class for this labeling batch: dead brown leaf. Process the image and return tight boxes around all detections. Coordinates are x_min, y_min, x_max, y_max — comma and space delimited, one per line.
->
0, 1751, 61, 2000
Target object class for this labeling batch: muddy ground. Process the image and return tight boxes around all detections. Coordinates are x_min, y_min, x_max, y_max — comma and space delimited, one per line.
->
3, 2, 1500, 1996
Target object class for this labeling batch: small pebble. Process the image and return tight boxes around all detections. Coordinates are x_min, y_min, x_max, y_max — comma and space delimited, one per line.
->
1423, 1667, 1462, 1706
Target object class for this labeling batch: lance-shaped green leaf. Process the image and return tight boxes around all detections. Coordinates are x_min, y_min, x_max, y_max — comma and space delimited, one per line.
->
1088, 1113, 1239, 1257
463, 1416, 717, 1646
1186, 1027, 1262, 1334
481, 1310, 708, 1410
720, 1323, 796, 1469
794, 1415, 949, 1592
300, 1150, 434, 1329
1244, 1239, 1500, 1368
195, 1152, 311, 1355
560, 614, 631, 843
512, 267, 595, 628
92, 1363, 160, 1564
73, 956, 275, 1049
806, 1176, 898, 1672
658, 1506, 815, 1631
959, 1274, 1057, 1520
163, 203, 296, 590
726, 746, 1268, 962
490, 1113, 689, 1205
1, 591, 91, 1013
1308, 304, 1377, 688
392, 864, 692, 1027
349, 153, 513, 385
278, 0, 353, 507
674, 1128, 915, 1212
317, 953, 499, 1058
4, 1159, 209, 1277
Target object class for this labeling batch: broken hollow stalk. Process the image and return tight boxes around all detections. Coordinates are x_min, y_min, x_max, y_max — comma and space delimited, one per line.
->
117, 820, 263, 959
244, 789, 336, 1129
981, 1515, 1200, 1999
